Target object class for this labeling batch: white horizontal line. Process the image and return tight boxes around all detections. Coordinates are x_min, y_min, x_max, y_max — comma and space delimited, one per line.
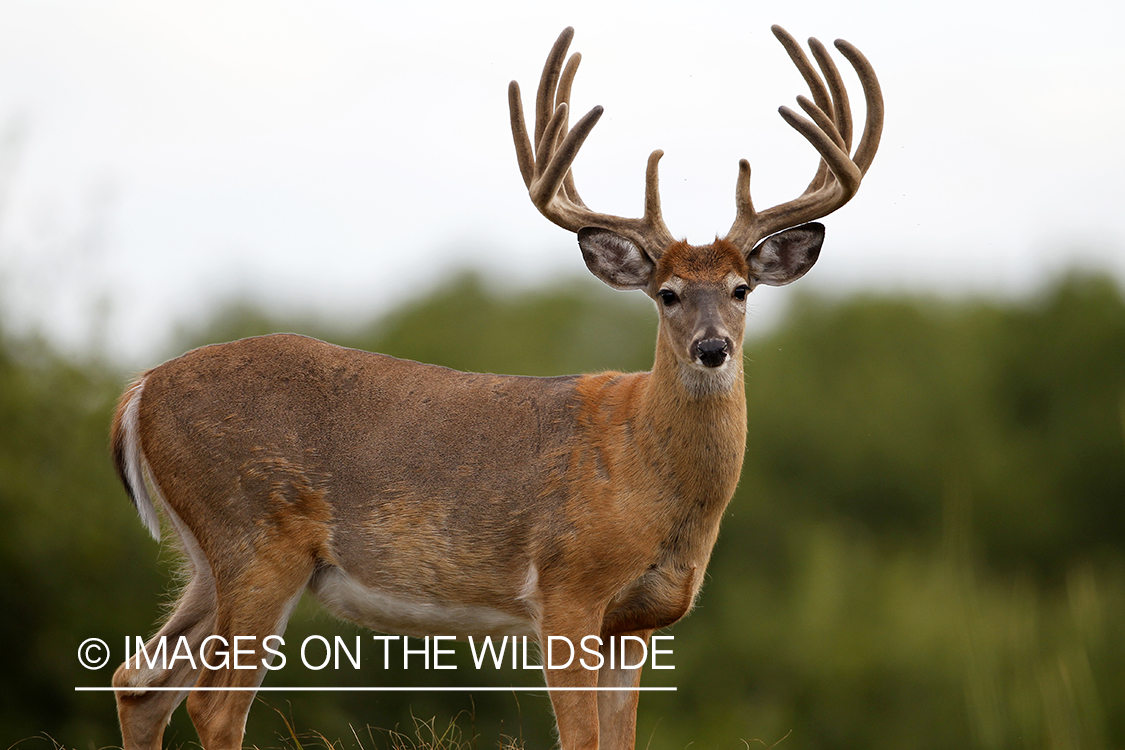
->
75, 686, 676, 692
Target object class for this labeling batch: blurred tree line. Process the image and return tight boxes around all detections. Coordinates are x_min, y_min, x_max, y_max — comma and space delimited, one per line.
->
1, 270, 1123, 750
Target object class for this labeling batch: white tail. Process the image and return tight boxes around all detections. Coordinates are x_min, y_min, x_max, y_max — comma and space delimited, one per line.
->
112, 379, 161, 541
111, 26, 882, 750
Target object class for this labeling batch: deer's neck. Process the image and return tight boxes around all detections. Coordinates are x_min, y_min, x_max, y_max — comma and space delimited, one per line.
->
626, 340, 747, 573
638, 338, 748, 503
570, 338, 746, 554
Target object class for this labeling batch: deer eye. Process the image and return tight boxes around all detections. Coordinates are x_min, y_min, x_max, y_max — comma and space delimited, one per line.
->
657, 289, 679, 306
732, 285, 750, 301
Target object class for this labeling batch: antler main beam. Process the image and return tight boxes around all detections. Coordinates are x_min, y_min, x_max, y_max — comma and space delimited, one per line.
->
508, 27, 676, 260
725, 26, 884, 250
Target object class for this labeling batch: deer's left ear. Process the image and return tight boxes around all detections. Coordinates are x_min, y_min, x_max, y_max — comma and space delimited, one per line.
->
747, 222, 824, 287
578, 227, 655, 290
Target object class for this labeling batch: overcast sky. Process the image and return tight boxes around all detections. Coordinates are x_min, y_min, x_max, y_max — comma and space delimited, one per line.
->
0, 0, 1122, 363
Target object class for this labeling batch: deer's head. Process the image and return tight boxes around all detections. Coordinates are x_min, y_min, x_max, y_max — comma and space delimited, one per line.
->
510, 27, 883, 394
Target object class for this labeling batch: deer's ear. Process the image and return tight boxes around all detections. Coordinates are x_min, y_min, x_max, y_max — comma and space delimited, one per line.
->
578, 227, 654, 291
747, 222, 824, 287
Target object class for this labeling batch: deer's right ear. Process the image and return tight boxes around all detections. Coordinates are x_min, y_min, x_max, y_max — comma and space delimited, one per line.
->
578, 227, 655, 291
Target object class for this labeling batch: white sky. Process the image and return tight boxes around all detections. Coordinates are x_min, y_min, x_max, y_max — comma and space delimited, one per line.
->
0, 0, 1122, 363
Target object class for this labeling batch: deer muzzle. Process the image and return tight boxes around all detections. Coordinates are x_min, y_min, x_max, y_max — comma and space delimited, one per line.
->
692, 337, 730, 368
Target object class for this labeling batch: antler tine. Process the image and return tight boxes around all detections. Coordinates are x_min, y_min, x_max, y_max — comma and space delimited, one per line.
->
776, 26, 854, 197
725, 26, 883, 252
799, 37, 851, 193
509, 28, 676, 260
834, 38, 883, 175
532, 102, 600, 207
555, 48, 585, 206
772, 27, 834, 127
509, 81, 535, 189
808, 37, 852, 153
534, 27, 573, 148
773, 29, 836, 195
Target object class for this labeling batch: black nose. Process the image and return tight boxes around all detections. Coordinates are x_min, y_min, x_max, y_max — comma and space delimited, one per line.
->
694, 338, 729, 368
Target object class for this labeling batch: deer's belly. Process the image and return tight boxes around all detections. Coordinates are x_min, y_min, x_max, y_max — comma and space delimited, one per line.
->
308, 566, 535, 639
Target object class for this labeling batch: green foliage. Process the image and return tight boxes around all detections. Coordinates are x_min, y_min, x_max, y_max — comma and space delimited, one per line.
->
738, 273, 1125, 572
1, 270, 1123, 749
173, 272, 657, 378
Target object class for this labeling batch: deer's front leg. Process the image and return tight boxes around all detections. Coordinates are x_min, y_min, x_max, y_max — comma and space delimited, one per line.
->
545, 662, 601, 750
539, 606, 604, 750
596, 630, 652, 750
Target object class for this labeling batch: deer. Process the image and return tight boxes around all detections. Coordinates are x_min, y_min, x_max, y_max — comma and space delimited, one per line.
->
109, 25, 882, 750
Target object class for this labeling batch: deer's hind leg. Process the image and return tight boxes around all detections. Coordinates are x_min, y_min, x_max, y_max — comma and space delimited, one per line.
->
183, 551, 313, 750
113, 552, 217, 750
182, 469, 332, 750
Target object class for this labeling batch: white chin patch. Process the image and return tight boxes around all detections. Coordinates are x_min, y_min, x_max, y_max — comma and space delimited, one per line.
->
680, 358, 738, 397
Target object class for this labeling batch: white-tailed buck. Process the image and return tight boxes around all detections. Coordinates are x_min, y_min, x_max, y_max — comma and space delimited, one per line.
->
111, 25, 882, 750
